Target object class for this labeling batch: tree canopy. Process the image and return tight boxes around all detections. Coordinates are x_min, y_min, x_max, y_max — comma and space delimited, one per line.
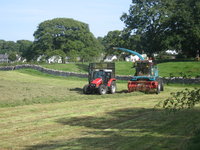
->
32, 18, 103, 62
0, 40, 19, 54
0, 39, 33, 60
121, 0, 200, 57
1, 1, 199, 62
101, 30, 124, 56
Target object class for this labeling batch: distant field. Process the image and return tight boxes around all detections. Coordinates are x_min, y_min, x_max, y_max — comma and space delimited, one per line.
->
157, 61, 200, 77
0, 69, 200, 149
41, 61, 200, 77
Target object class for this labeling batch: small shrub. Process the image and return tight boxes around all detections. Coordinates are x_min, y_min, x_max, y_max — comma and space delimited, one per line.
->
156, 88, 200, 112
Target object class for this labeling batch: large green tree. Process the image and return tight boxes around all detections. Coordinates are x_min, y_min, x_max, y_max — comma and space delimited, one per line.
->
32, 18, 103, 62
164, 0, 200, 57
0, 40, 33, 61
16, 40, 33, 59
0, 40, 19, 54
121, 0, 200, 57
121, 0, 168, 56
102, 30, 125, 56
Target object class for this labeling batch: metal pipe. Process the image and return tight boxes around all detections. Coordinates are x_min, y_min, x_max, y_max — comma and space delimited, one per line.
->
113, 47, 144, 60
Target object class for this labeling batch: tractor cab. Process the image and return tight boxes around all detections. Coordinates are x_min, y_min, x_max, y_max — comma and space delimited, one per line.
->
134, 60, 158, 77
83, 63, 116, 95
90, 69, 113, 84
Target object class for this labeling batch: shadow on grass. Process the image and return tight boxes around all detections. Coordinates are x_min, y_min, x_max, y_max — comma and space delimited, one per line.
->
116, 90, 129, 93
25, 135, 182, 150
69, 87, 129, 95
26, 108, 200, 150
69, 88, 83, 94
70, 87, 129, 95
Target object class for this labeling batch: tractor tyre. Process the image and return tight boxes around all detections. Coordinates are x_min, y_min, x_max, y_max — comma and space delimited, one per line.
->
160, 79, 164, 91
109, 81, 116, 94
83, 84, 90, 94
156, 82, 161, 94
98, 84, 107, 95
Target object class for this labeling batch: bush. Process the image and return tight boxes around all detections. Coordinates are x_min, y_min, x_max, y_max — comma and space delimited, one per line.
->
156, 88, 200, 111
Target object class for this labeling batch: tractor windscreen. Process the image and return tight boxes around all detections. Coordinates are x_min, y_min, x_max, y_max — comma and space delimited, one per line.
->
135, 62, 152, 76
93, 70, 106, 79
89, 63, 115, 82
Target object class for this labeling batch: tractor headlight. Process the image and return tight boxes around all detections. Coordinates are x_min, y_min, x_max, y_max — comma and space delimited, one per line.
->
91, 83, 96, 87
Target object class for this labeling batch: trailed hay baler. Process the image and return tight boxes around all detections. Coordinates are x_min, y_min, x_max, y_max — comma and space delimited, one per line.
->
114, 47, 164, 94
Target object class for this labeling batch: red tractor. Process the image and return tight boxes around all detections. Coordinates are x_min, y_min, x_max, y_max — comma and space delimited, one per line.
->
83, 63, 117, 95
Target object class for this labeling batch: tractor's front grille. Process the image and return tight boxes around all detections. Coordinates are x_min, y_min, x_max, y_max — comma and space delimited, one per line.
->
90, 84, 96, 87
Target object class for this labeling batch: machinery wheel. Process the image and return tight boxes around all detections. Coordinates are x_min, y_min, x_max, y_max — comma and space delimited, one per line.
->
98, 84, 107, 95
109, 81, 116, 94
156, 82, 161, 94
160, 79, 164, 91
156, 78, 164, 92
83, 84, 90, 94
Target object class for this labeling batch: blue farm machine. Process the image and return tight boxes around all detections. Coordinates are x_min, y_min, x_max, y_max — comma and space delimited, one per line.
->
114, 47, 164, 94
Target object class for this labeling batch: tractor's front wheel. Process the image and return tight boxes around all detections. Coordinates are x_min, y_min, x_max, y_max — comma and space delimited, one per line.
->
109, 81, 116, 94
83, 84, 90, 94
98, 84, 107, 95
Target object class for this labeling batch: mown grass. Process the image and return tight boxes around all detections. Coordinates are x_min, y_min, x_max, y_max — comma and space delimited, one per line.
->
41, 61, 200, 77
0, 70, 200, 149
0, 69, 199, 108
0, 69, 144, 108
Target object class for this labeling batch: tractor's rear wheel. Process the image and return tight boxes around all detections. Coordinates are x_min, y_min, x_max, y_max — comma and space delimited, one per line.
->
98, 84, 107, 95
156, 78, 164, 93
83, 84, 90, 94
160, 79, 164, 91
109, 81, 116, 94
156, 82, 161, 94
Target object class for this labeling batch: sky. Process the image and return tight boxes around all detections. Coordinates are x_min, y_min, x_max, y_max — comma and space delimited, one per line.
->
0, 0, 131, 42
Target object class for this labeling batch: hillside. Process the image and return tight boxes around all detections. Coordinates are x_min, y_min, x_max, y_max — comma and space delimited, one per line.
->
41, 61, 200, 77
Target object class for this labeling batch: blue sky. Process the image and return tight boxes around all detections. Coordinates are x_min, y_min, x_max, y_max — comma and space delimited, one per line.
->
0, 0, 131, 41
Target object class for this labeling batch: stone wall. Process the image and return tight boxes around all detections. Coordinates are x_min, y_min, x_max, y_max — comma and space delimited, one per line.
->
0, 64, 88, 78
162, 77, 200, 84
0, 64, 200, 84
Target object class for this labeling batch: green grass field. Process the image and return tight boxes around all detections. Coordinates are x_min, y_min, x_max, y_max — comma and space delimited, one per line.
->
0, 69, 200, 149
41, 61, 200, 77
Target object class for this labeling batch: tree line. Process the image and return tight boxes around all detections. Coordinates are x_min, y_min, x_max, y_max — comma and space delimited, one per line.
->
0, 0, 199, 62
102, 0, 200, 58
0, 18, 104, 63
0, 40, 32, 61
